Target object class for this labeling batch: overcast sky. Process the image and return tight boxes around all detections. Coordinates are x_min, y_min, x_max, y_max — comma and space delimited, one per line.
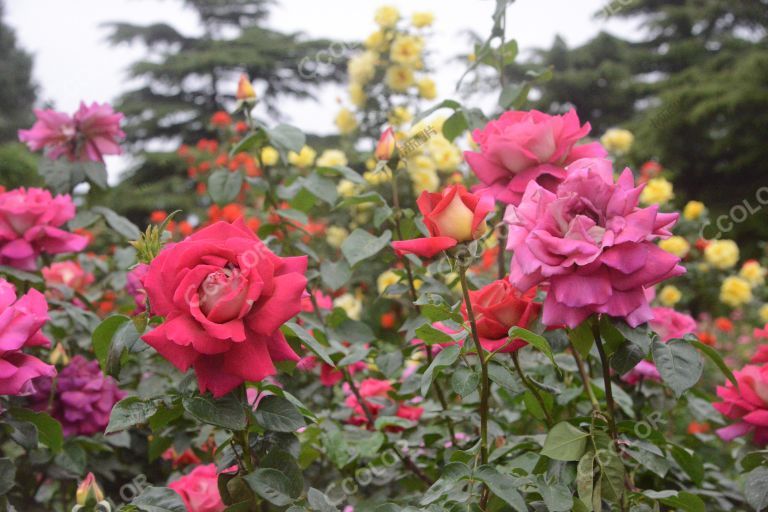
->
6, 0, 637, 178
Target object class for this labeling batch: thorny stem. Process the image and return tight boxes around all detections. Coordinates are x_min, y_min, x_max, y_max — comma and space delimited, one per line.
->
592, 318, 618, 440
511, 350, 553, 426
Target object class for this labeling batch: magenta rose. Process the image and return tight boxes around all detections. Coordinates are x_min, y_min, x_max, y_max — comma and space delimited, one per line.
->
620, 360, 661, 386
714, 364, 768, 446
392, 184, 494, 258
169, 464, 231, 512
465, 109, 606, 205
126, 263, 149, 313
0, 188, 89, 271
649, 307, 697, 342
462, 279, 542, 352
0, 278, 56, 395
505, 158, 685, 328
141, 219, 307, 397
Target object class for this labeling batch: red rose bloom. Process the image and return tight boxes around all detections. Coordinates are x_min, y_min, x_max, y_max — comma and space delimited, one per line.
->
142, 219, 307, 397
462, 279, 541, 352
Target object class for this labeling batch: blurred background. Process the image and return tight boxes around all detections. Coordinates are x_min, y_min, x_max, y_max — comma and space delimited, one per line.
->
1, 0, 767, 248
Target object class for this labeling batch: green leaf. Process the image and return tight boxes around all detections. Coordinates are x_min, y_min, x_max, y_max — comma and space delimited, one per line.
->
92, 206, 141, 239
577, 451, 595, 511
652, 338, 703, 398
689, 338, 737, 387
745, 466, 768, 512
316, 165, 366, 184
420, 344, 460, 396
84, 162, 109, 189
244, 469, 296, 506
475, 465, 526, 512
442, 111, 468, 141
537, 475, 574, 511
568, 321, 594, 357
610, 340, 646, 376
303, 172, 338, 205
659, 492, 706, 512
106, 397, 160, 434
594, 432, 624, 503
92, 315, 130, 371
508, 326, 559, 369
182, 394, 246, 430
0, 459, 15, 495
670, 444, 704, 485
411, 99, 462, 125
421, 462, 470, 505
613, 319, 651, 353
376, 351, 403, 379
267, 124, 306, 153
283, 322, 333, 366
10, 408, 63, 452
0, 265, 43, 284
320, 259, 351, 292
414, 323, 459, 345
341, 229, 392, 267
131, 486, 187, 512
230, 129, 268, 156
208, 169, 244, 205
276, 208, 309, 226
451, 367, 479, 397
254, 396, 305, 432
541, 422, 589, 461
306, 487, 337, 512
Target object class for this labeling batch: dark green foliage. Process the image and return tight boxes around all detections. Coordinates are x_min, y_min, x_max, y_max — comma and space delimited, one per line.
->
0, 0, 36, 144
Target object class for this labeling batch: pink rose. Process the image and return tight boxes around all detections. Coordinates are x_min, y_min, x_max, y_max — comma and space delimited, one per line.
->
462, 279, 542, 352
713, 364, 768, 446
0, 278, 56, 395
169, 464, 232, 512
141, 219, 307, 397
126, 263, 149, 314
505, 158, 685, 328
465, 109, 606, 205
392, 185, 494, 258
0, 188, 89, 271
620, 360, 661, 386
42, 261, 95, 293
649, 307, 696, 342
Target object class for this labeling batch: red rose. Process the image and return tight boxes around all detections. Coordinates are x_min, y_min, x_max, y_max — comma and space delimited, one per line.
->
392, 185, 494, 258
463, 279, 541, 352
142, 219, 307, 397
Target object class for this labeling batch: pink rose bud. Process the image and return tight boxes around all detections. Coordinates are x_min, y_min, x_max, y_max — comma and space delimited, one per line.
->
236, 74, 256, 101
375, 127, 396, 161
76, 473, 104, 506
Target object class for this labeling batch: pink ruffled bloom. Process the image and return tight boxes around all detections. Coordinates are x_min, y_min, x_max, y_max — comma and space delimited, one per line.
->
0, 188, 89, 271
713, 364, 768, 446
465, 109, 607, 205
169, 464, 234, 512
505, 158, 685, 328
649, 307, 697, 342
141, 219, 307, 397
18, 102, 124, 163
0, 279, 56, 395
392, 184, 494, 258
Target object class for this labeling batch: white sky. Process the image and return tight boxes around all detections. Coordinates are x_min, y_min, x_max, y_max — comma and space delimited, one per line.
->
6, 0, 637, 179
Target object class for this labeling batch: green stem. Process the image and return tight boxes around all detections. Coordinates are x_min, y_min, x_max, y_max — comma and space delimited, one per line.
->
568, 339, 600, 413
458, 266, 489, 465
237, 384, 255, 472
591, 318, 618, 440
511, 350, 553, 426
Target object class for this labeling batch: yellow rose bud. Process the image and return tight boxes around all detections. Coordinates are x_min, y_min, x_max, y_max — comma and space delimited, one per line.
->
317, 149, 348, 168
417, 77, 437, 100
411, 11, 435, 28
288, 145, 316, 168
326, 226, 349, 249
639, 177, 674, 205
740, 260, 766, 287
76, 473, 105, 506
236, 74, 256, 101
377, 270, 401, 295
335, 108, 357, 135
374, 5, 400, 28
333, 293, 362, 320
600, 128, 634, 155
658, 236, 690, 258
658, 285, 682, 306
683, 200, 705, 221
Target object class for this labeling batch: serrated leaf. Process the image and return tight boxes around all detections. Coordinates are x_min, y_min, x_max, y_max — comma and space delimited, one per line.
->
208, 169, 243, 205
254, 396, 305, 432
182, 394, 246, 430
420, 344, 460, 396
652, 338, 703, 398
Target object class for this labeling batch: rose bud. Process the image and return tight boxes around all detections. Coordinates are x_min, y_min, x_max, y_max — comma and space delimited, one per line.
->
462, 279, 541, 352
75, 473, 105, 507
375, 127, 397, 161
236, 73, 256, 102
391, 185, 494, 258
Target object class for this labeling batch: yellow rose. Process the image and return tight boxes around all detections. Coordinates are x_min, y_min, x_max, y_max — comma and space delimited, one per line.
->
377, 270, 400, 295
337, 179, 359, 198
349, 82, 366, 108
600, 128, 634, 155
740, 260, 766, 287
288, 145, 316, 168
335, 108, 357, 135
348, 51, 378, 84
658, 236, 690, 258
374, 5, 400, 28
390, 35, 423, 66
363, 167, 392, 185
760, 304, 768, 323
658, 285, 682, 306
388, 106, 412, 126
411, 11, 435, 28
409, 155, 436, 173
409, 166, 439, 194
704, 240, 739, 270
326, 226, 349, 249
683, 200, 705, 221
261, 146, 279, 166
639, 177, 674, 205
385, 65, 414, 92
430, 138, 462, 172
364, 30, 387, 52
417, 77, 437, 100
720, 276, 752, 308
333, 293, 362, 320
317, 149, 348, 168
